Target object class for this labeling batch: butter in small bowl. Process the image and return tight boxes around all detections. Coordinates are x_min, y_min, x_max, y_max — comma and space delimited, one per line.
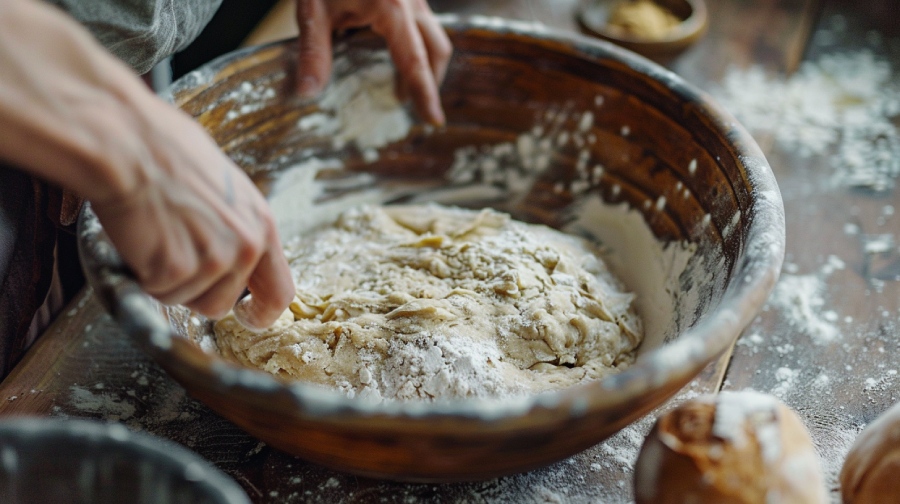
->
579, 0, 708, 61
606, 0, 682, 40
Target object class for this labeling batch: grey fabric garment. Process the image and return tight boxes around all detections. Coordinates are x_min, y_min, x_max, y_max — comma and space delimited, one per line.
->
47, 0, 223, 74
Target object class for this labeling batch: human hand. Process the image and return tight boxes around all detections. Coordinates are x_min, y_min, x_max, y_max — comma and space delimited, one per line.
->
88, 103, 296, 330
295, 0, 452, 126
0, 0, 294, 329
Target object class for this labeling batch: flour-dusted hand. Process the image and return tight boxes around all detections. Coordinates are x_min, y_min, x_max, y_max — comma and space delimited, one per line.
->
0, 0, 294, 330
295, 0, 452, 126
88, 103, 296, 331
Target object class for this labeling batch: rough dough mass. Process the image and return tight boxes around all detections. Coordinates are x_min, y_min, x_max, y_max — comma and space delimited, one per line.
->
213, 204, 643, 401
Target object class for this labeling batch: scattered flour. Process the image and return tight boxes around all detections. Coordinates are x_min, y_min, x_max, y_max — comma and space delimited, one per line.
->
768, 274, 839, 343
766, 257, 846, 344
222, 80, 278, 122
770, 367, 801, 400
297, 51, 413, 155
712, 391, 783, 463
67, 385, 136, 421
715, 50, 900, 191
218, 50, 412, 163
448, 102, 608, 198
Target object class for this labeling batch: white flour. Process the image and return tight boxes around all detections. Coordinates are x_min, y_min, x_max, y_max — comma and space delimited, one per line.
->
297, 51, 413, 156
66, 385, 136, 421
768, 274, 838, 343
765, 256, 846, 344
217, 50, 413, 164
714, 49, 900, 191
448, 104, 606, 199
222, 80, 278, 122
770, 367, 801, 400
712, 390, 783, 463
564, 197, 702, 349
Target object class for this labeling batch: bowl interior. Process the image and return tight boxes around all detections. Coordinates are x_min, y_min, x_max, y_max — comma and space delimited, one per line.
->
171, 25, 740, 355
78, 21, 782, 482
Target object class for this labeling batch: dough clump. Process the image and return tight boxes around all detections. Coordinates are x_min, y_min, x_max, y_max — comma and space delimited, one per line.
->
214, 204, 642, 401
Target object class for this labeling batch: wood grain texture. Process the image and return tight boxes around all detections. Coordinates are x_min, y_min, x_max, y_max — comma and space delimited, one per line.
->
721, 0, 900, 499
4, 0, 883, 502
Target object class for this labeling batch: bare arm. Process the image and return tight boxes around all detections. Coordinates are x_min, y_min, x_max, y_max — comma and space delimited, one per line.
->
0, 0, 295, 329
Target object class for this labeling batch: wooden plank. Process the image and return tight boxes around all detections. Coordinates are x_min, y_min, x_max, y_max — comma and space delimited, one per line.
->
0, 1, 831, 502
673, 0, 821, 78
242, 0, 295, 47
720, 0, 900, 500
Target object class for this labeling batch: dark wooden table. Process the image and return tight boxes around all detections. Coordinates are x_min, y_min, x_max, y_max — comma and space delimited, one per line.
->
2, 1, 899, 502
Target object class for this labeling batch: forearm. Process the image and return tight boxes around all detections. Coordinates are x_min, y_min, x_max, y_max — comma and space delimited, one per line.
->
0, 0, 160, 204
0, 0, 295, 329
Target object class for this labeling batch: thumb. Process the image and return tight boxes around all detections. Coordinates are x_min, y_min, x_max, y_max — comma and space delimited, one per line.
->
233, 246, 295, 331
295, 0, 332, 98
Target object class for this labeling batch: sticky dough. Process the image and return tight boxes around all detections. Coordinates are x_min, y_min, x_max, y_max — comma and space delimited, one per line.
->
213, 204, 642, 401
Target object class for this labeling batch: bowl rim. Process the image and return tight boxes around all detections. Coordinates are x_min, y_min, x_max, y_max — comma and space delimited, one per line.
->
80, 18, 784, 423
0, 417, 250, 504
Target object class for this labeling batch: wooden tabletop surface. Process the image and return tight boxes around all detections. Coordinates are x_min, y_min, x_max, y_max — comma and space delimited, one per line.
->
2, 1, 899, 502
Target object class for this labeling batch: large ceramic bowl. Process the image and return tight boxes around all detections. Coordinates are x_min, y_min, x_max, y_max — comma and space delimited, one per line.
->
78, 19, 784, 482
0, 418, 249, 504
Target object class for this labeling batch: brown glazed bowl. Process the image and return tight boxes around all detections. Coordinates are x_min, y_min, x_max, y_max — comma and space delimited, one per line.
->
78, 19, 783, 482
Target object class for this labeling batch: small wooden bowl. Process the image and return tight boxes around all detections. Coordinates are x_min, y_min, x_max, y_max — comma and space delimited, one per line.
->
578, 0, 708, 61
0, 418, 249, 504
78, 19, 783, 482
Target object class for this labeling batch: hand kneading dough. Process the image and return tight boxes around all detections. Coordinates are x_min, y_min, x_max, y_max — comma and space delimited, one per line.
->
214, 204, 642, 401
634, 391, 826, 504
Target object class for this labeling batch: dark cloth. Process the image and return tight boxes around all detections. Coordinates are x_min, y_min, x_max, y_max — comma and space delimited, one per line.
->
0, 169, 57, 377
0, 167, 84, 378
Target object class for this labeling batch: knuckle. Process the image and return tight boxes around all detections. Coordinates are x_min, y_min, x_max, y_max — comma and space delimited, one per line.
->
277, 283, 296, 307
201, 252, 229, 277
188, 296, 233, 319
141, 246, 196, 293
254, 208, 280, 243
379, 0, 405, 10
397, 49, 430, 78
236, 236, 264, 268
435, 34, 453, 59
157, 261, 194, 290
297, 38, 323, 57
